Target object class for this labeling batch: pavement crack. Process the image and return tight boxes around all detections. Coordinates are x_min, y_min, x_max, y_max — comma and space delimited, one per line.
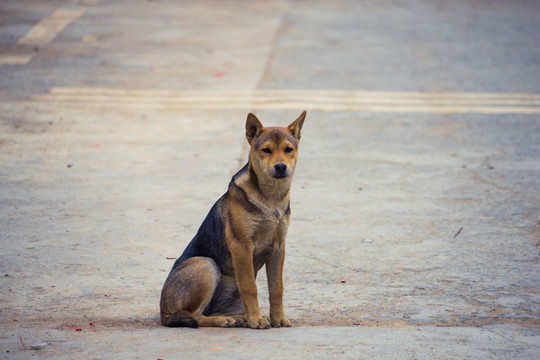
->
254, 1, 291, 91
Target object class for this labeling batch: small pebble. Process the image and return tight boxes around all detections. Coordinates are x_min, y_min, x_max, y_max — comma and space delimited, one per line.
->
30, 343, 47, 350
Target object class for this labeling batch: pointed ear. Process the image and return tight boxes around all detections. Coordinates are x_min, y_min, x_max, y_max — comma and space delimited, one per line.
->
288, 110, 306, 141
246, 113, 264, 145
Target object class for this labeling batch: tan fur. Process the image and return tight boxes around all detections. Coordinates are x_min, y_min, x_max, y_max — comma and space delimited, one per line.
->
160, 111, 306, 329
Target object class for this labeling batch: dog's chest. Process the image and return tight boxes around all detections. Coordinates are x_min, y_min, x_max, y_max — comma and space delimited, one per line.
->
251, 216, 288, 269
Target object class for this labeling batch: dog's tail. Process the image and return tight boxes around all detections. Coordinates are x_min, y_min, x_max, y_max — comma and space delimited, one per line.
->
161, 311, 199, 328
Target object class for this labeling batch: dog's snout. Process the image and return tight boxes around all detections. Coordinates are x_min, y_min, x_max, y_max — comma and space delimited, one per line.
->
274, 163, 287, 174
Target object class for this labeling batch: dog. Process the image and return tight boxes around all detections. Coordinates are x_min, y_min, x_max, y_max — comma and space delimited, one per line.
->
160, 111, 306, 329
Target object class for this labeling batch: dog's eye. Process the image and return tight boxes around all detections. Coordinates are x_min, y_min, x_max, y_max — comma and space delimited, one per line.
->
284, 146, 293, 153
262, 148, 272, 154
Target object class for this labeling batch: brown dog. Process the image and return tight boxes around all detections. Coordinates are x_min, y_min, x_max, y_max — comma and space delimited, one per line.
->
160, 111, 306, 329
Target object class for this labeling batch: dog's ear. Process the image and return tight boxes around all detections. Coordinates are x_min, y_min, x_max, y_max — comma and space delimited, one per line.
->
246, 113, 264, 145
288, 110, 306, 141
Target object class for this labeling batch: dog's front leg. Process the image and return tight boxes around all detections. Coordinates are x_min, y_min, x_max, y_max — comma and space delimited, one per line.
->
266, 245, 291, 328
229, 241, 270, 329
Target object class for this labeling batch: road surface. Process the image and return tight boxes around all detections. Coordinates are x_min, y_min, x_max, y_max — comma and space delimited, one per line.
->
1, 0, 539, 358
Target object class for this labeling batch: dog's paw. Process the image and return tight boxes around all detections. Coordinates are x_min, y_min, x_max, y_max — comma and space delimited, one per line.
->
247, 316, 271, 329
218, 316, 240, 328
271, 317, 292, 328
231, 315, 247, 328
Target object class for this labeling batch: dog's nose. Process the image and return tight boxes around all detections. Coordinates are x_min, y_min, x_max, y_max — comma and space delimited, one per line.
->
274, 163, 287, 174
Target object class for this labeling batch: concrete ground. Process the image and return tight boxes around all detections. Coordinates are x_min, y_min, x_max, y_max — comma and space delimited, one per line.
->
1, 0, 539, 359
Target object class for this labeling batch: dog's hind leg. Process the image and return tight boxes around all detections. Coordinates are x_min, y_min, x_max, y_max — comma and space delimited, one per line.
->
160, 256, 217, 327
202, 274, 247, 327
160, 257, 242, 328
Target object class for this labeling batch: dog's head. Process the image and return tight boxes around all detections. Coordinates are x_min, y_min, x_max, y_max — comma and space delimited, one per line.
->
245, 111, 306, 180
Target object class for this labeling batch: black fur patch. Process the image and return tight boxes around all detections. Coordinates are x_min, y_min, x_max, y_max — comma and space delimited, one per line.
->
230, 177, 263, 215
254, 129, 298, 150
173, 197, 233, 275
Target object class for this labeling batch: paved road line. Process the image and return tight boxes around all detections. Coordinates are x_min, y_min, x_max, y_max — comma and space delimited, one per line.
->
18, 9, 84, 46
29, 99, 540, 114
0, 9, 84, 66
37, 94, 539, 106
49, 87, 540, 100
0, 55, 33, 65
31, 88, 540, 114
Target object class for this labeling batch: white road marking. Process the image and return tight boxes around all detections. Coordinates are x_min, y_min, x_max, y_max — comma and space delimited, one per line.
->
18, 9, 83, 46
31, 88, 540, 114
0, 9, 83, 66
0, 55, 33, 65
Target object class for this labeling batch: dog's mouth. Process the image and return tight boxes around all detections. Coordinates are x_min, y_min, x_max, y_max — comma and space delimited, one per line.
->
272, 173, 289, 179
